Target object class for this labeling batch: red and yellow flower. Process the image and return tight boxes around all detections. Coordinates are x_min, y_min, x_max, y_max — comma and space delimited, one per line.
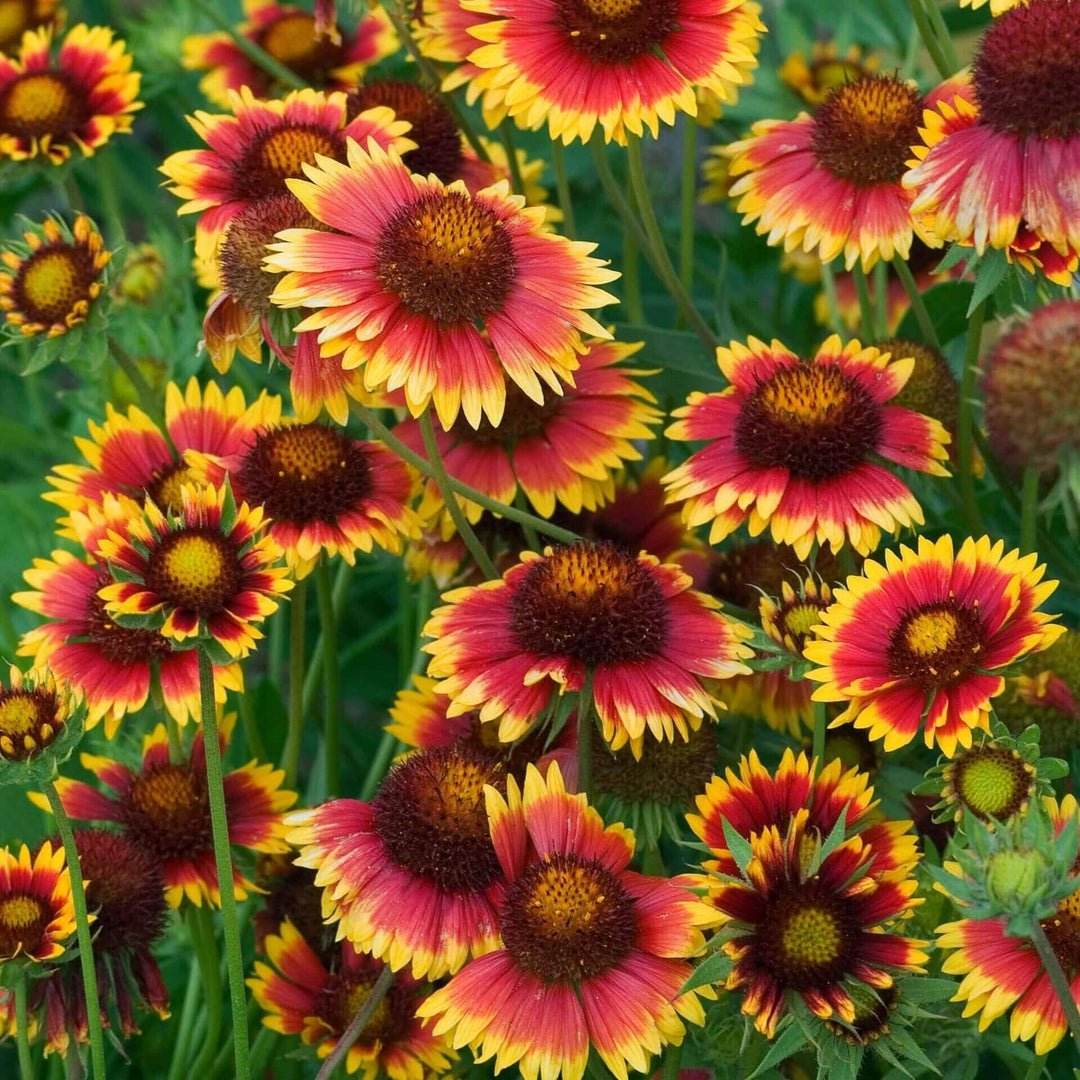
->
418, 763, 714, 1080
937, 794, 1080, 1055
96, 482, 293, 661
778, 42, 880, 108
0, 24, 140, 163
804, 535, 1065, 756
461, 0, 764, 145
423, 541, 753, 754
249, 920, 455, 1079
0, 841, 75, 962
31, 717, 296, 907
183, 1, 395, 108
266, 139, 618, 429
663, 336, 951, 559
0, 0, 62, 54
0, 663, 76, 762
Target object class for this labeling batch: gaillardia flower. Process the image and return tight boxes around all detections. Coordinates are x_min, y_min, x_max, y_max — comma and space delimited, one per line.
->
183, 1, 395, 108
96, 482, 293, 661
286, 744, 510, 979
418, 764, 714, 1080
0, 214, 109, 339
804, 535, 1065, 755
160, 87, 413, 278
778, 42, 879, 108
393, 339, 660, 531
15, 495, 242, 734
267, 139, 618, 429
461, 0, 763, 145
663, 336, 951, 559
905, 1, 1080, 275
249, 920, 455, 1080
0, 842, 75, 962
424, 541, 753, 754
937, 742, 1038, 824
0, 24, 141, 164
0, 0, 61, 54
937, 794, 1080, 1055
0, 664, 76, 764
32, 718, 296, 907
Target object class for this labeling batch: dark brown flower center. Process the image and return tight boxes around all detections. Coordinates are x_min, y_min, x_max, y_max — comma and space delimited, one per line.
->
451, 380, 561, 446
256, 10, 345, 85
592, 721, 717, 806
315, 966, 414, 1044
0, 891, 51, 957
888, 601, 984, 691
144, 528, 242, 618
120, 765, 213, 862
947, 745, 1033, 822
734, 364, 883, 481
375, 190, 516, 327
974, 0, 1080, 139
370, 745, 504, 894
812, 75, 923, 186
0, 688, 57, 761
0, 70, 88, 140
234, 124, 343, 203
556, 0, 679, 64
86, 576, 173, 665
500, 853, 636, 982
12, 243, 98, 325
509, 542, 670, 665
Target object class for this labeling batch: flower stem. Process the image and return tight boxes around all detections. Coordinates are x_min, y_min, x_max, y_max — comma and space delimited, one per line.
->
197, 646, 251, 1080
812, 699, 827, 770
314, 966, 394, 1080
13, 967, 35, 1080
909, 0, 953, 80
589, 134, 653, 263
302, 560, 351, 718
514, 491, 540, 551
1023, 1053, 1047, 1080
1020, 467, 1040, 554
576, 670, 595, 796
921, 0, 960, 75
44, 783, 105, 1080
314, 557, 342, 797
852, 264, 876, 342
623, 220, 645, 324
189, 0, 305, 89
166, 950, 203, 1080
958, 301, 986, 534
185, 905, 223, 1079
418, 410, 499, 580
1029, 921, 1080, 1058
281, 579, 308, 788
873, 260, 889, 339
661, 1042, 682, 1080
498, 120, 525, 195
625, 135, 719, 352
108, 337, 158, 418
678, 118, 697, 328
892, 256, 941, 352
819, 262, 848, 343
551, 139, 576, 239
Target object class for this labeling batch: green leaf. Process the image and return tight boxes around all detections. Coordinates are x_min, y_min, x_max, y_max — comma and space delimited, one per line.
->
610, 322, 725, 389
679, 948, 733, 994
968, 249, 1009, 315
722, 817, 754, 877
933, 244, 968, 274
899, 977, 960, 1004
894, 281, 975, 346
746, 1022, 808, 1079
1041, 757, 1070, 780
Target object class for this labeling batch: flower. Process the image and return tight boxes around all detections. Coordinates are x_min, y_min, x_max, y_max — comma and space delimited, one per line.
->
882, 337, 962, 461
249, 921, 455, 1080
0, 24, 141, 163
0, 841, 75, 962
286, 744, 510, 979
159, 87, 413, 281
663, 336, 951, 559
266, 139, 618, 429
0, 664, 76, 764
393, 339, 660, 532
96, 482, 293, 661
934, 741, 1039, 824
15, 495, 243, 734
183, 1, 395, 108
727, 74, 933, 270
31, 717, 296, 907
936, 794, 1080, 1055
461, 0, 764, 145
0, 0, 61, 54
253, 853, 327, 956
904, 2, 1080, 278
418, 763, 714, 1080
0, 214, 109, 338
424, 541, 753, 754
804, 535, 1065, 756
696, 540, 847, 611
113, 243, 166, 305
779, 42, 880, 108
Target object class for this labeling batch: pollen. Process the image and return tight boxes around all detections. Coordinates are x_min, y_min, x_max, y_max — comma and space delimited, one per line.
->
261, 126, 339, 179
162, 534, 225, 593
0, 891, 48, 955
904, 610, 959, 657
889, 601, 984, 691
781, 906, 842, 966
260, 12, 320, 65
148, 464, 197, 515
783, 601, 826, 641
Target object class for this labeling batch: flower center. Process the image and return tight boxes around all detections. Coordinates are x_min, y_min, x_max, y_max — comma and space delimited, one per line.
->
805, 58, 868, 102
811, 75, 923, 186
774, 600, 827, 656
0, 892, 49, 956
316, 969, 413, 1045
757, 883, 856, 989
500, 853, 637, 982
235, 124, 343, 203
0, 71, 87, 140
556, 0, 680, 64
237, 424, 373, 527
1043, 884, 1080, 975
452, 380, 561, 446
145, 528, 241, 618
120, 765, 212, 861
825, 984, 897, 1046
733, 364, 883, 482
13, 245, 97, 325
508, 542, 670, 665
0, 689, 55, 762
375, 190, 516, 327
87, 577, 173, 665
974, 0, 1080, 139
146, 462, 196, 515
257, 11, 343, 83
370, 745, 504, 894
949, 746, 1033, 822
888, 601, 984, 690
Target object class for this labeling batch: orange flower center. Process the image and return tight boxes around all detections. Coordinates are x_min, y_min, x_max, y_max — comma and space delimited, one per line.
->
146, 528, 241, 618
256, 11, 344, 83
812, 75, 923, 186
13, 243, 98, 326
0, 891, 50, 957
734, 364, 883, 482
236, 124, 343, 202
121, 765, 213, 861
946, 745, 1033, 822
500, 853, 636, 982
375, 190, 516, 327
888, 601, 984, 690
0, 70, 86, 140
0, 688, 57, 762
556, 0, 679, 64
509, 542, 670, 665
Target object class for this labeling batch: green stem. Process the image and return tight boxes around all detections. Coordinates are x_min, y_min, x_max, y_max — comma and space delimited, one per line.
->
302, 560, 351, 718
197, 647, 251, 1080
958, 301, 986, 534
1022, 1053, 1047, 1080
514, 491, 540, 552
418, 411, 498, 580
550, 140, 576, 240
625, 135, 719, 352
921, 0, 960, 75
166, 952, 203, 1080
852, 264, 876, 342
661, 1042, 683, 1080
314, 558, 342, 798
623, 222, 645, 324
108, 337, 157, 418
1029, 922, 1080, 1059
909, 0, 953, 80
314, 967, 394, 1080
812, 700, 827, 770
190, 0, 305, 89
678, 118, 697, 329
1020, 467, 1040, 554
13, 967, 35, 1080
280, 579, 308, 788
498, 120, 525, 195
238, 686, 266, 762
589, 134, 653, 265
359, 730, 399, 802
819, 262, 848, 342
185, 905, 223, 1079
576, 670, 595, 796
873, 260, 888, 340
891, 256, 941, 352
44, 784, 105, 1080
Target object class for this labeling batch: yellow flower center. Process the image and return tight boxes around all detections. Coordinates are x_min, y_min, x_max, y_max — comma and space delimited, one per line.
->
526, 861, 611, 936
146, 527, 241, 619
762, 366, 852, 425
152, 465, 196, 515
260, 12, 320, 64
0, 894, 45, 931
544, 544, 635, 603
20, 249, 85, 318
581, 0, 642, 16
783, 601, 824, 639
0, 693, 40, 737
267, 425, 345, 481
0, 687, 55, 762
904, 610, 958, 658
0, 0, 32, 47
1, 71, 76, 130
259, 126, 339, 182
781, 905, 842, 966
121, 765, 213, 858
162, 534, 225, 594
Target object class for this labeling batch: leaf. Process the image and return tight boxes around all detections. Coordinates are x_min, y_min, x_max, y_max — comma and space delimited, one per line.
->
679, 949, 733, 994
933, 244, 968, 274
1041, 757, 1070, 781
610, 322, 725, 389
893, 281, 975, 346
900, 977, 961, 1003
722, 817, 755, 876
968, 248, 1009, 315
746, 1022, 808, 1079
